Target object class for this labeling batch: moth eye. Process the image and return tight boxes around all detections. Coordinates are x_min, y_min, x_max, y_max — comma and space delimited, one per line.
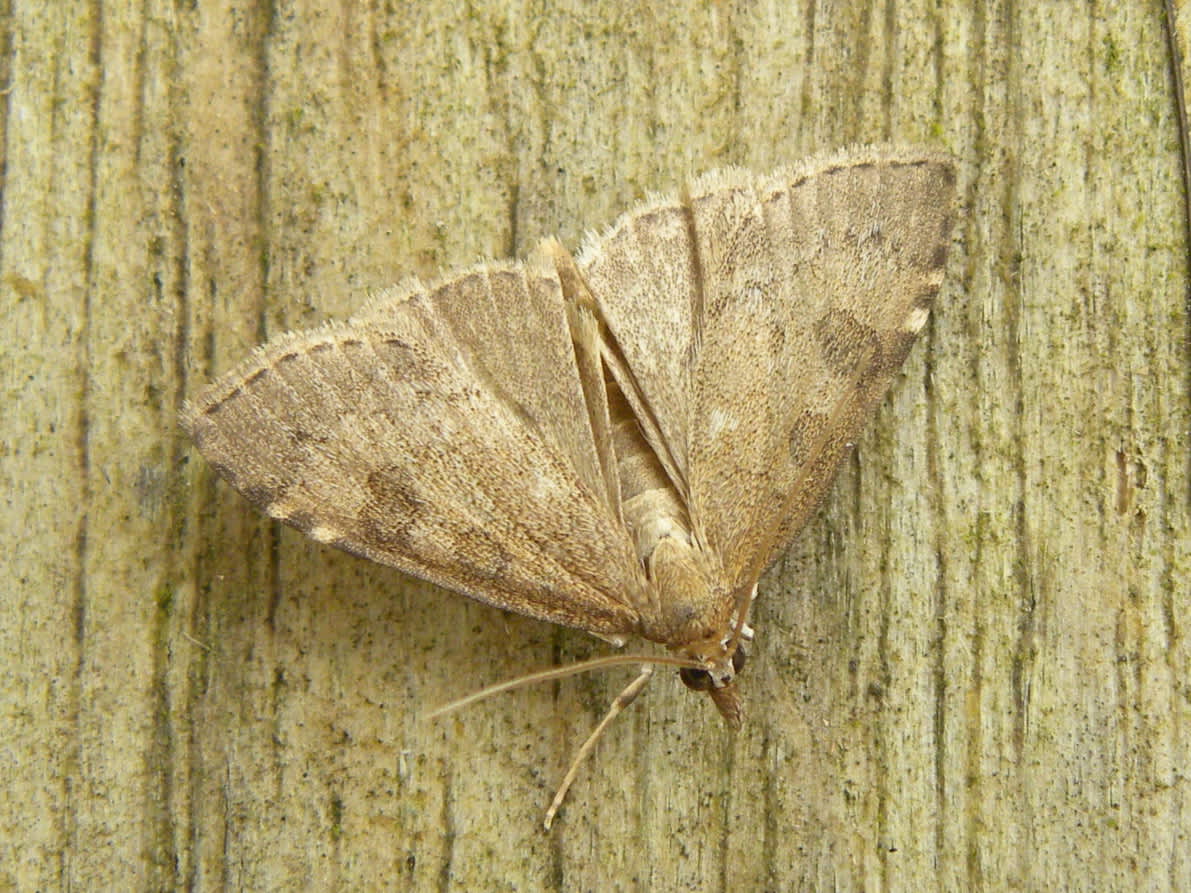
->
679, 667, 714, 692
731, 646, 747, 675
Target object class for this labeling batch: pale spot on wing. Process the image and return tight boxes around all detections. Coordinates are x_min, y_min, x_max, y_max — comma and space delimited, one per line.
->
904, 305, 931, 332
266, 498, 296, 521
531, 470, 564, 499
262, 496, 323, 539
706, 407, 738, 440
309, 525, 341, 544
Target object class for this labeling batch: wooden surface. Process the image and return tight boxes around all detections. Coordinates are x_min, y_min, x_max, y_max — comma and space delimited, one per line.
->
2, 2, 1187, 890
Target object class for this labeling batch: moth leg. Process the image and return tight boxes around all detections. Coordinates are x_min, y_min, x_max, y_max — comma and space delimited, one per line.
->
543, 664, 654, 830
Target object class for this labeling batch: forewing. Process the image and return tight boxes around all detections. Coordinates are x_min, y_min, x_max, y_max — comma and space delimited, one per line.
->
686, 147, 957, 589
181, 261, 649, 639
577, 146, 956, 595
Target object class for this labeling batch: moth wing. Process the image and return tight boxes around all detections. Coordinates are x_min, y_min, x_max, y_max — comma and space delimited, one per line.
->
577, 193, 703, 494
182, 261, 649, 639
582, 146, 957, 593
687, 148, 957, 588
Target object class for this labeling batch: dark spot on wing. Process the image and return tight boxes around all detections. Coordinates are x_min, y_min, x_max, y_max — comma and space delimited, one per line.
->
374, 337, 433, 381
366, 465, 425, 514
931, 239, 950, 270
813, 310, 880, 380
244, 367, 270, 387
355, 465, 426, 553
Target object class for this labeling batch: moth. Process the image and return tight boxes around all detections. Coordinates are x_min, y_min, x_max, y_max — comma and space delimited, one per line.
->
182, 144, 957, 826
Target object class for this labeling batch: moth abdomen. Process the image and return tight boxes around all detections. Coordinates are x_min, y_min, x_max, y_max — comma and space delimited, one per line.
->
605, 374, 689, 553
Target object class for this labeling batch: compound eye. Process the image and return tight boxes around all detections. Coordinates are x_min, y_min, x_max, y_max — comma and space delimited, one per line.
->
679, 667, 714, 691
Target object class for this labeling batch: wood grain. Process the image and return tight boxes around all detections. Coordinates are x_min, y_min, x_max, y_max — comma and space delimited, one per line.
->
1, 2, 1186, 890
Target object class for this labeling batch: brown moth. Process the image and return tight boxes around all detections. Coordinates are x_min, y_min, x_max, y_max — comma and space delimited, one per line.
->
182, 144, 957, 826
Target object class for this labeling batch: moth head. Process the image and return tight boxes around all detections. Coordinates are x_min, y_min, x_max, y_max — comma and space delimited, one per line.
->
673, 625, 750, 729
676, 635, 747, 689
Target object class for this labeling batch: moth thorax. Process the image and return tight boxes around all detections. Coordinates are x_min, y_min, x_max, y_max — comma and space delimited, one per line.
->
645, 537, 732, 653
